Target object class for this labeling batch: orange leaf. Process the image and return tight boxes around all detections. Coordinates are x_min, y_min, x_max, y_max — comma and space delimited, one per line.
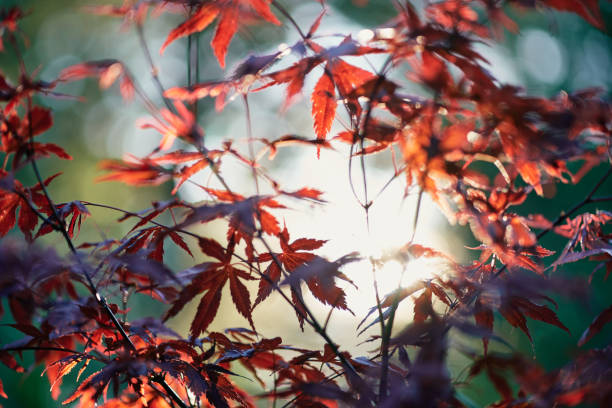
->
160, 4, 220, 54
172, 159, 209, 194
518, 161, 542, 196
330, 59, 374, 96
211, 5, 238, 68
311, 71, 336, 146
247, 0, 280, 25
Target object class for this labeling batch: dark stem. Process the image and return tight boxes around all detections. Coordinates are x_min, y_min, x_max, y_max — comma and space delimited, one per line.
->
242, 94, 260, 194
536, 166, 612, 241
152, 375, 189, 408
378, 290, 400, 402
589, 195, 612, 203
136, 23, 175, 113
271, 0, 307, 40
1, 346, 85, 356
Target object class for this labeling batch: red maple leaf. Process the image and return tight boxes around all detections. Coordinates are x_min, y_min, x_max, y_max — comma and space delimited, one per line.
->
166, 235, 256, 338
160, 0, 280, 68
254, 226, 327, 308
311, 70, 336, 145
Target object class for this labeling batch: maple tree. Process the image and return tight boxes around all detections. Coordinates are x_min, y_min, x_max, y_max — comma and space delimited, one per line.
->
1, 0, 611, 407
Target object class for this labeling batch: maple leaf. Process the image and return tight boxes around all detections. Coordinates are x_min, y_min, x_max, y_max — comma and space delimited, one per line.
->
97, 156, 172, 186
160, 0, 280, 68
0, 241, 77, 324
180, 191, 283, 261
110, 251, 181, 288
279, 186, 326, 202
311, 70, 336, 147
457, 186, 557, 273
116, 199, 189, 234
409, 51, 454, 94
166, 236, 255, 338
473, 273, 573, 343
35, 200, 90, 239
0, 171, 62, 241
58, 60, 134, 100
138, 101, 203, 150
468, 354, 516, 401
256, 228, 355, 328
165, 50, 284, 112
257, 134, 332, 160
254, 226, 327, 307
1, 106, 62, 168
63, 358, 159, 407
261, 56, 324, 109
165, 80, 229, 106
578, 304, 612, 346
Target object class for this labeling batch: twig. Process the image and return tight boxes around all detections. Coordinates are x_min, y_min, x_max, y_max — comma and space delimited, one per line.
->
536, 166, 612, 241
135, 23, 175, 113
243, 94, 260, 194
271, 0, 307, 40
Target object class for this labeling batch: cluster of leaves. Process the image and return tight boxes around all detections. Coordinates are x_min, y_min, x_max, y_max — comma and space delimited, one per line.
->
0, 1, 611, 407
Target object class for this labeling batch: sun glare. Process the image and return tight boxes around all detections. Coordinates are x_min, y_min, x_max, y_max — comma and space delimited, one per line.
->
179, 145, 450, 319
271, 149, 450, 317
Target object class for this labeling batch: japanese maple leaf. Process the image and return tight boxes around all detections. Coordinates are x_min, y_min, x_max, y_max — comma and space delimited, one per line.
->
58, 60, 134, 101
164, 50, 284, 113
160, 0, 280, 68
0, 106, 68, 169
398, 105, 467, 202
138, 101, 203, 150
165, 235, 255, 338
311, 60, 373, 154
254, 226, 327, 307
183, 188, 283, 261
0, 171, 60, 241
35, 201, 90, 239
97, 155, 172, 186
311, 70, 337, 144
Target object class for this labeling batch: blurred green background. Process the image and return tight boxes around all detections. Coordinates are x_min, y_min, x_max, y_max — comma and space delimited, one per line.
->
1, 0, 611, 406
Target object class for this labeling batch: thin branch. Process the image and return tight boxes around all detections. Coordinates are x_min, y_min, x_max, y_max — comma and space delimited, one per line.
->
271, 0, 307, 40
135, 23, 175, 113
1, 346, 85, 356
152, 375, 189, 408
589, 195, 612, 203
243, 94, 260, 194
536, 166, 612, 241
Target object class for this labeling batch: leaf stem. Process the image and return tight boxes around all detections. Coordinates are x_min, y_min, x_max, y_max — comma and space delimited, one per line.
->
271, 1, 307, 40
